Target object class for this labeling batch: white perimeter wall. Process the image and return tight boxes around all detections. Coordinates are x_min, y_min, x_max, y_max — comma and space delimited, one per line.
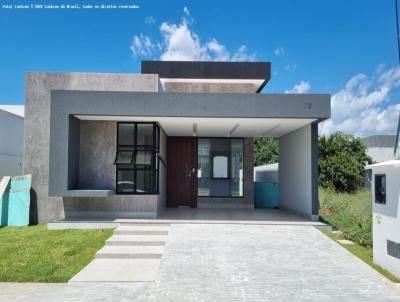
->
370, 165, 400, 278
367, 147, 394, 163
279, 124, 313, 218
0, 109, 23, 178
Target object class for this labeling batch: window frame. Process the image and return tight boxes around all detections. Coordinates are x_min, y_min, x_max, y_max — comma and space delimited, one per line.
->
197, 137, 244, 198
114, 150, 134, 165
374, 174, 386, 205
115, 122, 160, 195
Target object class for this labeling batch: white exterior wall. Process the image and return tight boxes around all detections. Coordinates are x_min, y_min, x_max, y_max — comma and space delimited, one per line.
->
0, 109, 23, 178
367, 147, 394, 163
279, 125, 313, 219
369, 163, 400, 278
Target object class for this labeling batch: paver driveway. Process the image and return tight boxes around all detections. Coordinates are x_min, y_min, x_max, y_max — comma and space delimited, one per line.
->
1, 224, 400, 301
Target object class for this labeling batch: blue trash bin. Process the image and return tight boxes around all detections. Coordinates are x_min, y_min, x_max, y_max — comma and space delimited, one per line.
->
254, 182, 279, 208
0, 175, 31, 226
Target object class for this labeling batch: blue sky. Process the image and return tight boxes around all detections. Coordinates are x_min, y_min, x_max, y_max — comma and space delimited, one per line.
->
0, 0, 399, 136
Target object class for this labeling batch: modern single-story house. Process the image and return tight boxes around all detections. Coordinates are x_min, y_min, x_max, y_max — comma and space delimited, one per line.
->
24, 61, 330, 223
0, 105, 24, 178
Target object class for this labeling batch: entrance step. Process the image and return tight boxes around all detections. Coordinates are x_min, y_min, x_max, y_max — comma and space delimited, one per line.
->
117, 220, 171, 227
96, 245, 164, 259
69, 259, 160, 282
113, 225, 169, 236
105, 235, 167, 246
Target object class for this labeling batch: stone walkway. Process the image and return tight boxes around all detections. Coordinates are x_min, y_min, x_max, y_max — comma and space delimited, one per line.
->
70, 223, 171, 282
1, 224, 400, 301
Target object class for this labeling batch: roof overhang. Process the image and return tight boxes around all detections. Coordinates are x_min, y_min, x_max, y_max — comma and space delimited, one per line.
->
48, 90, 330, 197
141, 60, 271, 93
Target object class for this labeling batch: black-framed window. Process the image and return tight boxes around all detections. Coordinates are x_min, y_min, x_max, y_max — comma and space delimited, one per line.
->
115, 122, 160, 194
374, 174, 386, 204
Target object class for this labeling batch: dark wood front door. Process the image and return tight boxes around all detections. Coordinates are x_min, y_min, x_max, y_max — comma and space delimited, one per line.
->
167, 137, 197, 207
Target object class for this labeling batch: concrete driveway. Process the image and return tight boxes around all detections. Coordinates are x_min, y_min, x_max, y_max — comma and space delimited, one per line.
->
1, 224, 400, 301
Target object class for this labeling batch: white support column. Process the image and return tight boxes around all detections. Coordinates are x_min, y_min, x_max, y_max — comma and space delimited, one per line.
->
279, 124, 318, 220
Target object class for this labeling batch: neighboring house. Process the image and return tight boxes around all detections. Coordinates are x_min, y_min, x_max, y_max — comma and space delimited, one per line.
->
24, 61, 331, 223
0, 105, 24, 178
362, 135, 396, 163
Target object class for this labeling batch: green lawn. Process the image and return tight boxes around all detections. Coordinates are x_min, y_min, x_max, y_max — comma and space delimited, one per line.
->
0, 225, 112, 282
320, 229, 400, 283
319, 187, 372, 247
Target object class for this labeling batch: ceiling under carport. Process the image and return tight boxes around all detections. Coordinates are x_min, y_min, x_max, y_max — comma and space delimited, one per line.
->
75, 115, 316, 138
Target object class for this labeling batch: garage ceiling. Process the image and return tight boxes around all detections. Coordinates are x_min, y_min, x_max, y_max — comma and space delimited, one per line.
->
75, 115, 316, 138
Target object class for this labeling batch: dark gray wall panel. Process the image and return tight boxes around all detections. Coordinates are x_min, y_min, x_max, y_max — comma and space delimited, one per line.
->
68, 116, 80, 190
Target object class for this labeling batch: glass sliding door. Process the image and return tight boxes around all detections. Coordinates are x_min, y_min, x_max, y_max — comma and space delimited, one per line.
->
197, 138, 244, 197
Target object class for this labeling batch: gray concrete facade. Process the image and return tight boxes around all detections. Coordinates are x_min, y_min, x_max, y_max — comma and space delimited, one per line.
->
24, 72, 160, 223
79, 121, 116, 191
48, 90, 329, 200
25, 69, 330, 223
62, 121, 167, 219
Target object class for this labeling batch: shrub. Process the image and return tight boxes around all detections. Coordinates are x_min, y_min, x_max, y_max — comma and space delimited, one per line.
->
254, 137, 278, 166
318, 132, 371, 193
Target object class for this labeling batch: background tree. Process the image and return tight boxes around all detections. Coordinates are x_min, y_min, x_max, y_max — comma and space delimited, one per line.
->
318, 131, 372, 193
254, 132, 371, 193
254, 138, 279, 166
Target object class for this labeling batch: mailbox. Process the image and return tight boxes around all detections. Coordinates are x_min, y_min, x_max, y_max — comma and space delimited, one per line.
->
366, 160, 400, 278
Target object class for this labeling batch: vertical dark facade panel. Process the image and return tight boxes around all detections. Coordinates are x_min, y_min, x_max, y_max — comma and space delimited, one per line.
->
311, 122, 319, 215
68, 116, 80, 190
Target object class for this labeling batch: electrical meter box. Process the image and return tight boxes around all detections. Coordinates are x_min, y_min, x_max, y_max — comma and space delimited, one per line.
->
366, 160, 400, 279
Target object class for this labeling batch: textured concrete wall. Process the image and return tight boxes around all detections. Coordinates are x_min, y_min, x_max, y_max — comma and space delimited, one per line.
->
24, 72, 160, 223
279, 125, 315, 219
163, 82, 256, 93
63, 195, 158, 219
63, 121, 165, 219
197, 138, 254, 208
79, 121, 116, 190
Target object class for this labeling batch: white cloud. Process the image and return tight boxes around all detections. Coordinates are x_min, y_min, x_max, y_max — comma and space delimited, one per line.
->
319, 66, 400, 137
232, 45, 256, 62
129, 34, 158, 58
183, 6, 190, 16
274, 47, 284, 56
130, 7, 256, 62
206, 38, 230, 61
285, 81, 311, 94
145, 16, 155, 25
160, 20, 209, 61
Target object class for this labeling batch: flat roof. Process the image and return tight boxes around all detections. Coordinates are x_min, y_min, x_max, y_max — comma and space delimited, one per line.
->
141, 60, 271, 92
362, 135, 396, 148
